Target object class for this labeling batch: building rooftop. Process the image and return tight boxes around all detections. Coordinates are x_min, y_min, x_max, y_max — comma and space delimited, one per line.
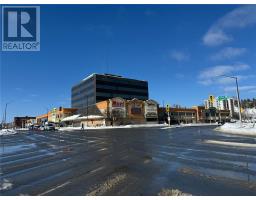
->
73, 73, 147, 88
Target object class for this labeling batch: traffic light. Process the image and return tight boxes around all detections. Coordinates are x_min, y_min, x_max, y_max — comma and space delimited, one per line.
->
166, 104, 170, 113
209, 95, 215, 103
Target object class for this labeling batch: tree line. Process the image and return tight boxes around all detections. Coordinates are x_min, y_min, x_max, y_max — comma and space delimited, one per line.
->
241, 98, 256, 108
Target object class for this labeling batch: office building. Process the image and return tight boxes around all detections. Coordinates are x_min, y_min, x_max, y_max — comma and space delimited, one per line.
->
71, 73, 149, 110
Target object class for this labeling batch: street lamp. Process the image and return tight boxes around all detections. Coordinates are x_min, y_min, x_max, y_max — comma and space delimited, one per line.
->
86, 95, 88, 127
218, 75, 242, 123
3, 101, 12, 129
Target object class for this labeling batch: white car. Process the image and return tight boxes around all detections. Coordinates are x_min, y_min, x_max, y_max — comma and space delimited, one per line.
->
45, 124, 55, 131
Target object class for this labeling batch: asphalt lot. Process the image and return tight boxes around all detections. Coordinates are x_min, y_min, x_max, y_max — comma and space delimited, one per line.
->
1, 126, 256, 196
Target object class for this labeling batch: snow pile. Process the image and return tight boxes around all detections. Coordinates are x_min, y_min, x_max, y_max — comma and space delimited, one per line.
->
0, 179, 13, 191
217, 122, 256, 136
162, 123, 218, 129
15, 128, 29, 131
0, 129, 17, 136
58, 127, 84, 131
158, 188, 191, 196
243, 108, 256, 120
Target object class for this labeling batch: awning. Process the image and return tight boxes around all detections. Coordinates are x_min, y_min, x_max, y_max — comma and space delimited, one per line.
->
78, 115, 105, 120
61, 114, 80, 122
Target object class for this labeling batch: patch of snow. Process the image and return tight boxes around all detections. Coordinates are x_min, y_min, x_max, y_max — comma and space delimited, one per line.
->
0, 129, 17, 136
217, 122, 256, 136
0, 179, 13, 191
86, 172, 127, 196
78, 115, 104, 120
161, 123, 218, 129
15, 128, 29, 131
158, 188, 191, 196
243, 108, 256, 121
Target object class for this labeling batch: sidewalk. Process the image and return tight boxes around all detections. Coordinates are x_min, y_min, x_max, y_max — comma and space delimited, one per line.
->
58, 124, 168, 131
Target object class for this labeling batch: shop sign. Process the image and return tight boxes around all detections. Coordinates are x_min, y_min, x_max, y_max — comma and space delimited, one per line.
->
145, 101, 158, 118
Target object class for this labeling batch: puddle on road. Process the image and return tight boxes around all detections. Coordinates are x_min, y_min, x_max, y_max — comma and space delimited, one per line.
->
0, 143, 37, 154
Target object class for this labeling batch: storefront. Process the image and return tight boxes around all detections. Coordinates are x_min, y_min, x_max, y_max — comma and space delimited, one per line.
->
144, 99, 158, 122
126, 98, 145, 124
109, 97, 126, 125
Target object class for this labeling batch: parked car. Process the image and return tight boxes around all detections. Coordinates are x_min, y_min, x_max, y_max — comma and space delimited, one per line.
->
45, 123, 55, 131
33, 125, 40, 130
39, 125, 45, 131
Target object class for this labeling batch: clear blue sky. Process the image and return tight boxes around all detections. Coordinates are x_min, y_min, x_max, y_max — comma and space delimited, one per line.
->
1, 4, 256, 122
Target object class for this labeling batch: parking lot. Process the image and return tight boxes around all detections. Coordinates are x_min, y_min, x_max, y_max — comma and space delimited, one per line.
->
1, 126, 256, 195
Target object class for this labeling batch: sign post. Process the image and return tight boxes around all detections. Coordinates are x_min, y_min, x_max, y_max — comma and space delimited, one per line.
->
166, 104, 170, 126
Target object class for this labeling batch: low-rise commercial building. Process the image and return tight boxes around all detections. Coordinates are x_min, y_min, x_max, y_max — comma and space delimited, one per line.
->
36, 113, 48, 125
36, 107, 78, 125
48, 107, 78, 123
158, 107, 197, 124
14, 116, 36, 128
62, 97, 158, 127
204, 108, 230, 123
192, 106, 206, 123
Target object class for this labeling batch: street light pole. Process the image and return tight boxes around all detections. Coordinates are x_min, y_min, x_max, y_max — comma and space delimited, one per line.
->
235, 77, 242, 123
87, 95, 88, 127
4, 103, 8, 128
218, 75, 242, 123
4, 102, 12, 129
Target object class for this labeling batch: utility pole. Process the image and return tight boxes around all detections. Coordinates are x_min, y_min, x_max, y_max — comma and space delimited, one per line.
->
87, 95, 88, 127
4, 102, 12, 129
235, 77, 242, 123
4, 103, 8, 125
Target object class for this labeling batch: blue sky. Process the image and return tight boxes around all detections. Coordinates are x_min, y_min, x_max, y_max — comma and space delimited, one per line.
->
1, 4, 256, 122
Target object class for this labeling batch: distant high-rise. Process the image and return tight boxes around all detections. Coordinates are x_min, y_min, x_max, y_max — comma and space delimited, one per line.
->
71, 73, 149, 109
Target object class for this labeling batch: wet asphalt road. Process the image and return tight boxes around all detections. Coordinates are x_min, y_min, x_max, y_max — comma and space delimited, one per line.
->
1, 126, 256, 196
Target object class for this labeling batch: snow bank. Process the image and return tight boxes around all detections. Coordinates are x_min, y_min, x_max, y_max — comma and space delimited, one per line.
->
243, 108, 256, 117
15, 128, 29, 131
58, 124, 167, 131
216, 122, 256, 136
0, 129, 17, 136
161, 123, 218, 129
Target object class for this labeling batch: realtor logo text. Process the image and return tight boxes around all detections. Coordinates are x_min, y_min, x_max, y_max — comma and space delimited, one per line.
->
2, 6, 40, 51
